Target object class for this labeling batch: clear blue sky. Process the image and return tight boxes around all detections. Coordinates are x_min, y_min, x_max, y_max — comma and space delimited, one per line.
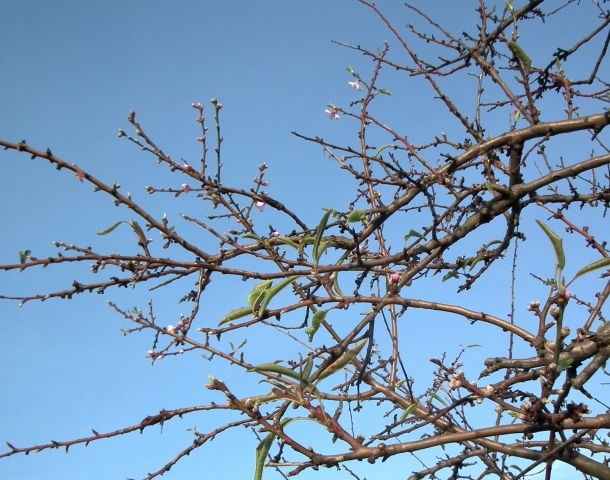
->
0, 1, 606, 479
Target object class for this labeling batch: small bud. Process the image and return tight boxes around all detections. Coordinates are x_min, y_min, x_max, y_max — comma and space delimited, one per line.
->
481, 385, 494, 397
183, 164, 195, 173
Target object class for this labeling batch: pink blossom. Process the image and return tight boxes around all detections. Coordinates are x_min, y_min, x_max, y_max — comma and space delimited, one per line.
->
148, 350, 155, 357
183, 164, 195, 173
75, 170, 85, 182
391, 271, 401, 284
256, 201, 265, 212
182, 184, 191, 193
167, 325, 176, 334
349, 81, 362, 91
270, 231, 280, 238
325, 108, 340, 120
449, 378, 462, 389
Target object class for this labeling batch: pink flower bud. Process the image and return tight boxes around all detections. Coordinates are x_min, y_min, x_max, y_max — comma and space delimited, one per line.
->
182, 184, 191, 193
256, 201, 265, 212
183, 164, 195, 173
391, 271, 401, 284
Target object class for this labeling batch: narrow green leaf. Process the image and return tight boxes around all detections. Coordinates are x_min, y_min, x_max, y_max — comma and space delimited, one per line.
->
302, 355, 314, 381
257, 275, 302, 316
468, 257, 483, 272
347, 210, 367, 224
254, 432, 275, 480
275, 237, 300, 250
536, 220, 565, 271
250, 363, 301, 381
322, 207, 342, 220
484, 240, 502, 249
97, 221, 125, 236
372, 144, 394, 158
332, 271, 344, 297
429, 393, 449, 408
399, 403, 419, 422
313, 210, 331, 266
572, 258, 610, 282
248, 280, 273, 310
304, 310, 328, 342
378, 88, 392, 96
346, 66, 354, 74
442, 271, 459, 282
243, 233, 262, 242
218, 307, 252, 326
508, 41, 532, 73
314, 240, 331, 264
317, 339, 367, 381
129, 220, 146, 242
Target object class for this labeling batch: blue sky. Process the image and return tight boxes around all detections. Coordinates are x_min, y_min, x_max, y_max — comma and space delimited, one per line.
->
1, 1, 608, 479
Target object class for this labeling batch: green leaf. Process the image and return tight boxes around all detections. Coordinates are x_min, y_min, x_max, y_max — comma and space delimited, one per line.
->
508, 41, 532, 73
378, 88, 392, 96
404, 229, 426, 243
254, 415, 322, 478
302, 355, 314, 381
243, 233, 262, 242
557, 357, 573, 373
572, 258, 610, 282
429, 392, 449, 408
18, 250, 31, 264
275, 237, 300, 250
468, 257, 483, 272
254, 431, 275, 480
372, 144, 394, 158
305, 310, 328, 342
332, 271, 344, 297
484, 240, 502, 249
536, 220, 565, 271
250, 363, 301, 381
442, 271, 459, 282
399, 403, 419, 422
346, 66, 354, 74
97, 221, 126, 235
248, 280, 273, 310
314, 240, 331, 264
257, 276, 302, 316
218, 307, 252, 326
129, 220, 146, 242
347, 210, 367, 224
317, 339, 367, 381
322, 207, 342, 220
313, 210, 331, 266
